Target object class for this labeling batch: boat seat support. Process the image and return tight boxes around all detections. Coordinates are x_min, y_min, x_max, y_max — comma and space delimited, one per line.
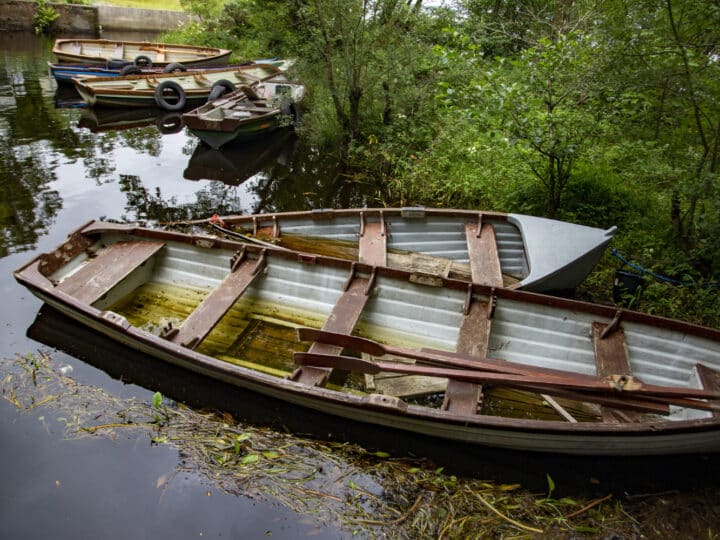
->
592, 321, 641, 423
292, 277, 371, 387
166, 250, 266, 349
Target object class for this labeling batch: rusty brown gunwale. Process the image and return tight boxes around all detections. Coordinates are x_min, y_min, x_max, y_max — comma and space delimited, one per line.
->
13, 220, 720, 446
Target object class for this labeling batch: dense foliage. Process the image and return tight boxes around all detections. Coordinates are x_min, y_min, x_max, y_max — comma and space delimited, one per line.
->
164, 0, 720, 326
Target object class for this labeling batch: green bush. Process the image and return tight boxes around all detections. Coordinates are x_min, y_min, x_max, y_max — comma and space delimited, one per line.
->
33, 0, 59, 35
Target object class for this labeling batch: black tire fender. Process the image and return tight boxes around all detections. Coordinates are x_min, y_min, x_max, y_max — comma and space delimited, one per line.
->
134, 55, 153, 67
162, 62, 187, 73
119, 65, 143, 76
154, 80, 186, 112
107, 58, 132, 69
207, 79, 236, 102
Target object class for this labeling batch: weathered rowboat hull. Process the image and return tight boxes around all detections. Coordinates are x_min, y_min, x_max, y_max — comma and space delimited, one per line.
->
183, 83, 306, 148
72, 64, 284, 108
14, 221, 720, 456
211, 208, 617, 293
52, 39, 231, 68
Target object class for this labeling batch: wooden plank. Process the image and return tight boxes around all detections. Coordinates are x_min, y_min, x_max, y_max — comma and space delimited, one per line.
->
697, 364, 720, 418
56, 241, 164, 305
359, 221, 387, 267
168, 257, 263, 349
465, 222, 503, 287
441, 222, 502, 415
292, 277, 370, 387
442, 299, 491, 414
113, 44, 124, 58
592, 321, 640, 423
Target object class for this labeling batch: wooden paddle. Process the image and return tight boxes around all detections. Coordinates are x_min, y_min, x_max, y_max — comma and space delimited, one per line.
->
293, 352, 720, 405
298, 328, 611, 383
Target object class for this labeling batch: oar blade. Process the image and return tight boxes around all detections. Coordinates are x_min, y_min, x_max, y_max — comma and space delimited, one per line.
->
296, 328, 387, 356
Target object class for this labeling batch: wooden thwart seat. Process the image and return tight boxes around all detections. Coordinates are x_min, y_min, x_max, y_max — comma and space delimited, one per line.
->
592, 320, 640, 422
292, 276, 371, 387
165, 254, 265, 349
56, 240, 164, 305
442, 221, 503, 415
359, 220, 387, 267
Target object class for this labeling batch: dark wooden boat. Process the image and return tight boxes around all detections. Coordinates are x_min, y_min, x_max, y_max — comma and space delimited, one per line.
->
203, 208, 617, 293
182, 81, 306, 148
14, 221, 720, 456
52, 38, 231, 68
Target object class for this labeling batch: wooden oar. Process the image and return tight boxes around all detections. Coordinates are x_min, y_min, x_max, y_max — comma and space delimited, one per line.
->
298, 328, 555, 377
298, 328, 606, 383
293, 352, 720, 404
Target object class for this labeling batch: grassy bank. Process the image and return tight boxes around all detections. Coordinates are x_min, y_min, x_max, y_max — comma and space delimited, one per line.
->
93, 0, 183, 11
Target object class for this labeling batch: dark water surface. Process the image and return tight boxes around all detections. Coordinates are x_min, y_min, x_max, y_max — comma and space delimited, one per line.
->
0, 32, 381, 539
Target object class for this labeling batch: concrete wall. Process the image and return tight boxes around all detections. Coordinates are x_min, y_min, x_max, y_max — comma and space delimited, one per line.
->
0, 0, 97, 34
0, 0, 194, 34
97, 5, 194, 33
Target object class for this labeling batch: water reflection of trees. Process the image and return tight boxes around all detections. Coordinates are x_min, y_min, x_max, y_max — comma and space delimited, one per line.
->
251, 138, 384, 213
119, 175, 248, 222
0, 137, 62, 257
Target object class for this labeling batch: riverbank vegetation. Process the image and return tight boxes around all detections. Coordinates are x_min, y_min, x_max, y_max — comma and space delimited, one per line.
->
4, 351, 718, 538
164, 0, 719, 327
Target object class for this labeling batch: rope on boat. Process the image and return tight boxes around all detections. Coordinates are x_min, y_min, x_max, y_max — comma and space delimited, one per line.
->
611, 248, 718, 289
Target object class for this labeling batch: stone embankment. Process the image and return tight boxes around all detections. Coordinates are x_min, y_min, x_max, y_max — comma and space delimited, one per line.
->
0, 0, 195, 34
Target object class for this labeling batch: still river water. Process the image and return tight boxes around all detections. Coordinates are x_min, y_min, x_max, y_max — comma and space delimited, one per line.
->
0, 32, 384, 539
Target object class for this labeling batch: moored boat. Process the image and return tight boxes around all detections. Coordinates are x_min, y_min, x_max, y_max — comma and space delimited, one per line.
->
202, 208, 616, 293
48, 59, 295, 85
72, 64, 285, 110
52, 38, 231, 68
182, 81, 306, 148
14, 221, 720, 456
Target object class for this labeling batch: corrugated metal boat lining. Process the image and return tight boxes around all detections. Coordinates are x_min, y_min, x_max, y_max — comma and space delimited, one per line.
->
623, 321, 720, 388
488, 299, 600, 375
359, 276, 465, 351
254, 215, 529, 279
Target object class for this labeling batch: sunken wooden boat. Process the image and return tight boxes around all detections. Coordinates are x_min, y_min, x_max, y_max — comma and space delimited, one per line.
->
73, 64, 285, 110
48, 59, 294, 85
52, 38, 231, 68
182, 81, 306, 148
204, 208, 616, 293
14, 221, 720, 456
